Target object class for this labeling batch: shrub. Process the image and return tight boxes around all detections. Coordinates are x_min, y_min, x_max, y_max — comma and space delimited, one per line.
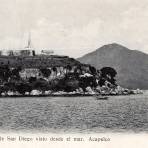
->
15, 82, 32, 95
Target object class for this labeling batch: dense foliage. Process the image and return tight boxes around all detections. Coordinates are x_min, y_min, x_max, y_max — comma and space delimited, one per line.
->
0, 64, 117, 95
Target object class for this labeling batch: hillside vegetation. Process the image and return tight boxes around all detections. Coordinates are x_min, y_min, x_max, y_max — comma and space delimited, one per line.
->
0, 55, 81, 68
78, 43, 148, 89
0, 54, 125, 96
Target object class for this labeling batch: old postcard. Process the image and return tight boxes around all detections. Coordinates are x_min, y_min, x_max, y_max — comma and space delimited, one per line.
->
0, 0, 148, 147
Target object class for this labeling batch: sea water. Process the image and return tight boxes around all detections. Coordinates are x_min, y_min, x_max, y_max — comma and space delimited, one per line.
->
0, 94, 147, 133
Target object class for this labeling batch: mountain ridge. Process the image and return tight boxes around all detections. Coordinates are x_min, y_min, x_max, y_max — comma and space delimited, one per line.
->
78, 43, 148, 89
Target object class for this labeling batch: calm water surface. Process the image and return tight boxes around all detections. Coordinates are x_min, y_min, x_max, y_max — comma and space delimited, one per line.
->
0, 94, 147, 133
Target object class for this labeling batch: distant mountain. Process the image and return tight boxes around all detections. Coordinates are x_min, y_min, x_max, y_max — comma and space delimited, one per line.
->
78, 43, 148, 89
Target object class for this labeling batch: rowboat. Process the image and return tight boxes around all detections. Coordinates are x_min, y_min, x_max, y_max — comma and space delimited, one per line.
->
95, 96, 108, 100
93, 93, 108, 100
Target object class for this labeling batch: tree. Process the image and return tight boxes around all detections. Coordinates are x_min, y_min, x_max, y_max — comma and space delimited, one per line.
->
89, 66, 97, 75
10, 66, 22, 80
32, 78, 49, 92
99, 67, 117, 86
66, 65, 72, 71
40, 68, 51, 78
79, 76, 97, 91
0, 65, 11, 82
63, 73, 79, 92
29, 77, 37, 83
4, 82, 16, 91
49, 78, 63, 91
16, 82, 32, 95
52, 67, 57, 72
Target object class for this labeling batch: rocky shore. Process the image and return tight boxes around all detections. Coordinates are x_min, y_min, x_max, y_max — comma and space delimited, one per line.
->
0, 86, 143, 97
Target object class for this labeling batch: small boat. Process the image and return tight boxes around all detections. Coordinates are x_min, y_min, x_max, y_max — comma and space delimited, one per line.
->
95, 96, 108, 100
93, 93, 109, 100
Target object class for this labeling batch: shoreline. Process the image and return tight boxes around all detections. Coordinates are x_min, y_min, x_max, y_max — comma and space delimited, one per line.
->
0, 93, 140, 98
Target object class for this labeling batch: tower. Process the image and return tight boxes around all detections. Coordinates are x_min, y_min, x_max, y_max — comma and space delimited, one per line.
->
24, 31, 35, 56
25, 31, 32, 49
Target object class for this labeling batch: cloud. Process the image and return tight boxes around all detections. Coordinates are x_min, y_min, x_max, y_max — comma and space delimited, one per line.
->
29, 18, 103, 57
0, 0, 148, 57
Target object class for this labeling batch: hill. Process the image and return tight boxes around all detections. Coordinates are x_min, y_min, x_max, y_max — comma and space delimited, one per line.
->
78, 43, 148, 89
0, 55, 82, 68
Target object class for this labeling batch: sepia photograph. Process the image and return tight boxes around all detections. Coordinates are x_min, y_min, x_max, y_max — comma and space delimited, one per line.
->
0, 0, 148, 147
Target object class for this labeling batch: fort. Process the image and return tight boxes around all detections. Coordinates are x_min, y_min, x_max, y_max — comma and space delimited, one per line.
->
0, 35, 53, 57
0, 35, 81, 69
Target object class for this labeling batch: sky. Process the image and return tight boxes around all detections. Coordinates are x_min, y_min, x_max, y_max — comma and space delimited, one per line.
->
0, 0, 148, 58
